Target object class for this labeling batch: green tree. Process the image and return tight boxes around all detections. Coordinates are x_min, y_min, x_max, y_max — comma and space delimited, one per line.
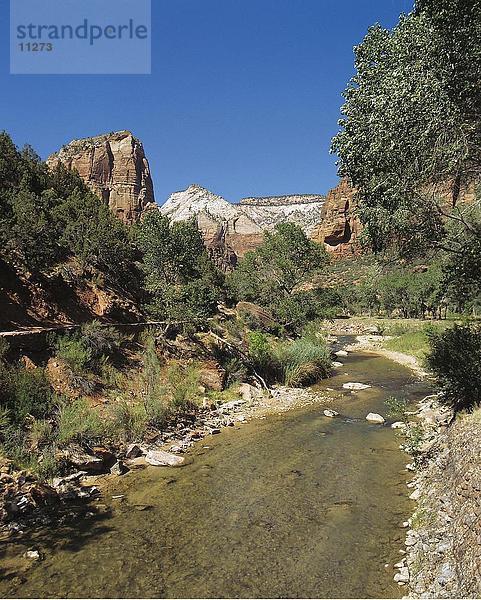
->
331, 4, 480, 256
228, 223, 329, 329
137, 211, 222, 323
53, 188, 137, 286
427, 324, 481, 413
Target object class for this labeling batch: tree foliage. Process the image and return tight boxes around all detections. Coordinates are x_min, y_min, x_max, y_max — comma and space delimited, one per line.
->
331, 2, 481, 256
427, 324, 481, 413
0, 131, 136, 286
228, 223, 330, 330
137, 211, 223, 323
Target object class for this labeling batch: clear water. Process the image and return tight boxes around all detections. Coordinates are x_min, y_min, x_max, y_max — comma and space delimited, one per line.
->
0, 351, 431, 598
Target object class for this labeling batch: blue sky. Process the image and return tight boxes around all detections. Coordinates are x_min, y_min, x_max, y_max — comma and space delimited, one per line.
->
1, 0, 412, 204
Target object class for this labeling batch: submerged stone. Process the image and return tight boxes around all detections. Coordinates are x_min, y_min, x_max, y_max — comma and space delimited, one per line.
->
323, 409, 339, 418
343, 382, 371, 390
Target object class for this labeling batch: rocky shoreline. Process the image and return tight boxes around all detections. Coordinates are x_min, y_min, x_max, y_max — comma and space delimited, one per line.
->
3, 325, 479, 600
0, 381, 333, 545
326, 326, 481, 598
398, 395, 481, 599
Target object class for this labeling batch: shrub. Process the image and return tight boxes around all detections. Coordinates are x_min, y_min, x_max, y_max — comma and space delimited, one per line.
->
0, 365, 53, 424
56, 397, 104, 444
30, 419, 54, 450
274, 335, 331, 387
98, 356, 124, 387
55, 335, 92, 373
426, 324, 481, 413
109, 399, 147, 442
166, 363, 201, 409
223, 357, 248, 387
35, 445, 59, 481
247, 331, 273, 376
384, 395, 408, 418
0, 338, 9, 362
80, 320, 124, 359
144, 394, 170, 428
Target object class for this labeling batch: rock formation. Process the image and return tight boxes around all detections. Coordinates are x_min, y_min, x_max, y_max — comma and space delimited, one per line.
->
160, 185, 331, 267
47, 128, 361, 260
239, 194, 325, 235
310, 179, 362, 256
47, 131, 155, 224
160, 184, 265, 267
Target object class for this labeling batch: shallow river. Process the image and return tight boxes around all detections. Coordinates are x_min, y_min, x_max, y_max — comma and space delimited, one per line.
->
0, 349, 432, 598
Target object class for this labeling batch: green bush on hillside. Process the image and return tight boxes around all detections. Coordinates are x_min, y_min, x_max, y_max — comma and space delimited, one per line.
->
56, 397, 104, 445
0, 363, 53, 425
426, 324, 481, 413
80, 320, 124, 359
55, 335, 92, 374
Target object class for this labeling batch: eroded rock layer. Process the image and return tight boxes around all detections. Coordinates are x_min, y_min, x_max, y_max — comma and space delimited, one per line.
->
239, 194, 325, 235
311, 179, 362, 256
47, 131, 155, 224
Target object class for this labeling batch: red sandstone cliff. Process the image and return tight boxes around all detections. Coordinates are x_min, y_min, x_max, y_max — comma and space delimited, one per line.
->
47, 131, 155, 224
310, 179, 362, 256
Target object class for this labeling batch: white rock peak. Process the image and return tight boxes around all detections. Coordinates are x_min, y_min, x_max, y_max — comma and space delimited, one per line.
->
160, 184, 325, 234
161, 184, 240, 223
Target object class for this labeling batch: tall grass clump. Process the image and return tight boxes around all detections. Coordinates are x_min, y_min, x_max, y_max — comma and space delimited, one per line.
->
166, 363, 201, 409
139, 332, 170, 427
56, 397, 105, 444
109, 400, 147, 442
274, 335, 331, 387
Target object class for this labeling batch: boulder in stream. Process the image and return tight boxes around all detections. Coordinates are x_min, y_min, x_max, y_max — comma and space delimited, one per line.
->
145, 450, 185, 467
365, 413, 385, 424
343, 382, 371, 391
323, 409, 339, 418
125, 444, 143, 459
335, 350, 348, 357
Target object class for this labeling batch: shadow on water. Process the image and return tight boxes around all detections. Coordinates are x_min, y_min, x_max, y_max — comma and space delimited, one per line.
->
0, 350, 433, 599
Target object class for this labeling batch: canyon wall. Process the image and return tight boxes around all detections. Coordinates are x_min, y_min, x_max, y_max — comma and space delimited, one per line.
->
48, 131, 361, 262
310, 178, 361, 256
47, 131, 155, 224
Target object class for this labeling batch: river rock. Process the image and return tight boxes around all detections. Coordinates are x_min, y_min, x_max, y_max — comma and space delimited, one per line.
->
332, 361, 344, 368
409, 488, 421, 501
366, 413, 385, 424
23, 549, 41, 560
394, 567, 410, 584
110, 460, 129, 476
145, 450, 185, 467
63, 446, 105, 473
343, 382, 371, 391
52, 471, 87, 488
239, 382, 258, 403
391, 421, 406, 429
323, 409, 339, 418
220, 399, 247, 411
335, 350, 348, 357
125, 444, 143, 459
